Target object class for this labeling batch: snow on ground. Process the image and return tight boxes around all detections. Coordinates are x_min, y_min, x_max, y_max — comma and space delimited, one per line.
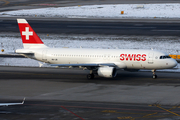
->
1, 4, 180, 18
0, 33, 179, 72
0, 33, 180, 54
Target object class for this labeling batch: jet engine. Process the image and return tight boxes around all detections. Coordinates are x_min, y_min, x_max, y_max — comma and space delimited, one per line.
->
97, 66, 117, 78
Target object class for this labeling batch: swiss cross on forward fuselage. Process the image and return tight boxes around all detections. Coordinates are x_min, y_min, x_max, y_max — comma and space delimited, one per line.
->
22, 27, 33, 40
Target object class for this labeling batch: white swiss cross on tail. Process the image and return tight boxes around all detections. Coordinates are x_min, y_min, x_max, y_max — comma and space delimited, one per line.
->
22, 27, 33, 40
17, 19, 47, 49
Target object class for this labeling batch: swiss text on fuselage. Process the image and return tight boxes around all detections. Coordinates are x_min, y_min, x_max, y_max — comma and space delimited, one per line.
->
120, 54, 146, 61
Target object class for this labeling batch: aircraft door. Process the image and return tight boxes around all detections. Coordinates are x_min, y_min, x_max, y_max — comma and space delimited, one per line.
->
42, 50, 47, 62
148, 53, 154, 64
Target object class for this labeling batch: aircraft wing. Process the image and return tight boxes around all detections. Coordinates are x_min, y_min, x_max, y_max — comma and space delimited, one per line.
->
0, 98, 25, 106
51, 63, 116, 67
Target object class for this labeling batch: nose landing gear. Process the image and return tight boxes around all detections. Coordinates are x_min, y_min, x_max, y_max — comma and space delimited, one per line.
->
152, 69, 157, 79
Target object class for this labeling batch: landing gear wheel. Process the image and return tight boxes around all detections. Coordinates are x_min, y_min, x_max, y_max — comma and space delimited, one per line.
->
87, 74, 94, 80
151, 69, 157, 79
152, 75, 157, 79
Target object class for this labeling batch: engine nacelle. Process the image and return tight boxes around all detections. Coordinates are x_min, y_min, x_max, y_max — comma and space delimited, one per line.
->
97, 66, 117, 78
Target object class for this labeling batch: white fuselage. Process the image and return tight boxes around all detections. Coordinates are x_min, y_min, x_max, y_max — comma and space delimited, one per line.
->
15, 19, 178, 79
16, 48, 177, 70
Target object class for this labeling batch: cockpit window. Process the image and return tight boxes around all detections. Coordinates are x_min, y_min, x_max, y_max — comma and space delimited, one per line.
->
160, 55, 171, 59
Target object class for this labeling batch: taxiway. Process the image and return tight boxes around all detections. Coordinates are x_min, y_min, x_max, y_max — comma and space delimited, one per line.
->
0, 66, 180, 119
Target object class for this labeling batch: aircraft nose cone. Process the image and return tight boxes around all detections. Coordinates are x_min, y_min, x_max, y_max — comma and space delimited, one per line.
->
170, 59, 178, 68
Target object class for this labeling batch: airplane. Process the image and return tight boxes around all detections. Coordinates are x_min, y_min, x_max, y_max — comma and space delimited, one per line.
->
0, 98, 25, 106
15, 19, 177, 79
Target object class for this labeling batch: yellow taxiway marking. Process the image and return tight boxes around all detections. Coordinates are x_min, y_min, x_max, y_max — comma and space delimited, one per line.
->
138, 104, 180, 120
130, 115, 175, 120
141, 112, 158, 118
0, 0, 10, 6
103, 104, 180, 120
102, 110, 146, 115
117, 116, 132, 119
155, 105, 180, 116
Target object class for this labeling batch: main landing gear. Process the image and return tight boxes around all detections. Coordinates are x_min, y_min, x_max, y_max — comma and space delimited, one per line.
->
87, 73, 94, 79
87, 70, 95, 80
152, 69, 157, 79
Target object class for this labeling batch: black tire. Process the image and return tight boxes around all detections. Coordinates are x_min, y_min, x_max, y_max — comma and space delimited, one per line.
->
153, 75, 157, 79
87, 74, 94, 80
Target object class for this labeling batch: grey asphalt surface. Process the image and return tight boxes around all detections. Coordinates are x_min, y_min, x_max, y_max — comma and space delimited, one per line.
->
1, 19, 180, 36
1, 100, 180, 120
0, 66, 180, 103
0, 66, 180, 120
